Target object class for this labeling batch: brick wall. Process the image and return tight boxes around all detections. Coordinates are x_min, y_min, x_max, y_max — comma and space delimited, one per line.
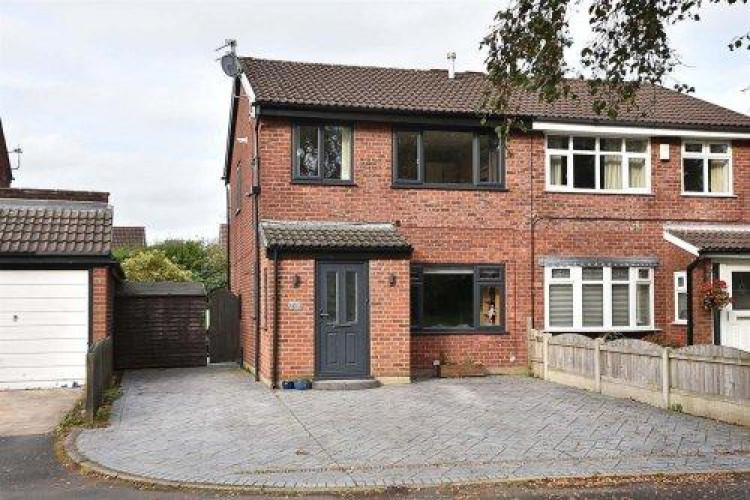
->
228, 108, 748, 379
92, 266, 114, 343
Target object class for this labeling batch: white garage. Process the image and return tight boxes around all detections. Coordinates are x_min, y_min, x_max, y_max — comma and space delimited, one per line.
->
0, 270, 90, 389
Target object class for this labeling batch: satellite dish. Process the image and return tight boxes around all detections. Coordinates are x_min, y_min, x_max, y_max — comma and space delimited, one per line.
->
221, 52, 242, 77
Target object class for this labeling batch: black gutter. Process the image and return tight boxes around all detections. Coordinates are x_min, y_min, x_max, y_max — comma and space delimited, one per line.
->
686, 256, 704, 346
0, 255, 118, 266
272, 248, 280, 389
252, 110, 262, 382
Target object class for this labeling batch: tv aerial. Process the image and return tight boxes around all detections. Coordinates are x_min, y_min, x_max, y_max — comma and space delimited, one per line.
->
216, 39, 242, 78
9, 145, 22, 171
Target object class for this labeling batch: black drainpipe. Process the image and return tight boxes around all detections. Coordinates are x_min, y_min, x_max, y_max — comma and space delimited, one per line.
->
252, 114, 262, 382
272, 248, 281, 389
528, 131, 536, 328
686, 255, 703, 346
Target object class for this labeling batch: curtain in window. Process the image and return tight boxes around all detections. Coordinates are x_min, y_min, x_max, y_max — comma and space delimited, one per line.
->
602, 155, 622, 189
582, 284, 604, 326
549, 284, 574, 327
340, 127, 352, 181
611, 284, 630, 326
550, 156, 565, 186
709, 159, 727, 192
629, 158, 646, 188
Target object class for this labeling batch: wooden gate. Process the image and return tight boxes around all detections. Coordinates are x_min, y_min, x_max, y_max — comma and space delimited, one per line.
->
207, 288, 240, 363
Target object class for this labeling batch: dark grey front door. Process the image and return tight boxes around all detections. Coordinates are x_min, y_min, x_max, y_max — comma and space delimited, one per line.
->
316, 261, 369, 379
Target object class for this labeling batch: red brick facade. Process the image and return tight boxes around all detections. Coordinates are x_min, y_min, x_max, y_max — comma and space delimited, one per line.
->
92, 266, 115, 343
226, 90, 749, 383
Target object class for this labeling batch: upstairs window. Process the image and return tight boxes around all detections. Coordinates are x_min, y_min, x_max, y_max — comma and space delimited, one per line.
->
545, 266, 653, 331
546, 135, 649, 193
394, 129, 504, 187
293, 123, 353, 183
682, 141, 732, 195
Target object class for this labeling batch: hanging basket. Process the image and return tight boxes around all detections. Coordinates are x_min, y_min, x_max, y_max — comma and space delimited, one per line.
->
700, 280, 732, 311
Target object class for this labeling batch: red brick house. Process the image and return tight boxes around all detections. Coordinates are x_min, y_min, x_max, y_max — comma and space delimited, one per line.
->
0, 188, 117, 389
223, 57, 750, 388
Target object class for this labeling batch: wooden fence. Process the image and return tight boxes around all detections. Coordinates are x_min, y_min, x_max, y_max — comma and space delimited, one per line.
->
85, 336, 113, 423
528, 325, 750, 426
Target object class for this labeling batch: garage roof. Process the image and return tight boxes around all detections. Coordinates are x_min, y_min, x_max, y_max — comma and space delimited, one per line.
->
0, 199, 113, 255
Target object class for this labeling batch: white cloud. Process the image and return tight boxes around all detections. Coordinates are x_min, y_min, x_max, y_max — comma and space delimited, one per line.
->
1, 1, 747, 243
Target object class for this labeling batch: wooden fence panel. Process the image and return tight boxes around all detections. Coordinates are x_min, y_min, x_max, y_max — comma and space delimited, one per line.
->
670, 345, 750, 400
601, 339, 662, 390
86, 337, 113, 423
548, 334, 595, 376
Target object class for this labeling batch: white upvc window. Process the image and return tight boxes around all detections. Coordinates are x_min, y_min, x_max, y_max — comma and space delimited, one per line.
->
681, 140, 732, 196
545, 265, 654, 332
545, 135, 651, 194
674, 271, 688, 324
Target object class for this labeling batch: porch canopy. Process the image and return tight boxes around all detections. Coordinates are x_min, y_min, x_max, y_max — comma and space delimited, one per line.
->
260, 220, 412, 255
664, 224, 750, 256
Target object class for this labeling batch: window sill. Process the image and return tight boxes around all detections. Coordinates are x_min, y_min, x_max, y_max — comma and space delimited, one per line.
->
672, 321, 687, 326
680, 192, 736, 198
393, 183, 508, 192
291, 179, 357, 187
544, 327, 661, 334
545, 188, 653, 196
411, 328, 507, 336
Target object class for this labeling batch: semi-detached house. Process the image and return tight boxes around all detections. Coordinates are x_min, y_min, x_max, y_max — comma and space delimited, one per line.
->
223, 57, 750, 388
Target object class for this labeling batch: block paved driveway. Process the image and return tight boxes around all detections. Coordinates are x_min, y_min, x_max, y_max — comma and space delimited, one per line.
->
76, 365, 750, 490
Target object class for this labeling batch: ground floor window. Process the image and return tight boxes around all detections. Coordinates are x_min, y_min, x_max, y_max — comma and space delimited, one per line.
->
674, 271, 687, 323
410, 264, 505, 333
545, 265, 653, 331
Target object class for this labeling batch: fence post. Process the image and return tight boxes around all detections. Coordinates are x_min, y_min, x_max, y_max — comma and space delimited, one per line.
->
542, 333, 550, 381
85, 350, 94, 424
594, 338, 603, 393
661, 347, 670, 409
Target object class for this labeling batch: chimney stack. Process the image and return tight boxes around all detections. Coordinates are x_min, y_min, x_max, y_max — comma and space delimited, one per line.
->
447, 52, 456, 79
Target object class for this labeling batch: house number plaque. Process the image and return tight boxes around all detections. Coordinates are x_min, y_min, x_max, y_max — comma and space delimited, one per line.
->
288, 301, 302, 311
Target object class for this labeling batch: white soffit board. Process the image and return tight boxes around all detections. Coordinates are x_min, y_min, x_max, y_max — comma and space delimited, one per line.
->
533, 121, 750, 139
663, 230, 700, 256
0, 270, 89, 390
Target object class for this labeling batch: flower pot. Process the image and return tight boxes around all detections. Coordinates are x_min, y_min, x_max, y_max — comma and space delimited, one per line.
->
293, 379, 312, 390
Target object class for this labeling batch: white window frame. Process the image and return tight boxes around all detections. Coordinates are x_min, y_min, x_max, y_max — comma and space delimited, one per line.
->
544, 265, 655, 332
681, 140, 733, 196
545, 134, 651, 194
674, 271, 687, 324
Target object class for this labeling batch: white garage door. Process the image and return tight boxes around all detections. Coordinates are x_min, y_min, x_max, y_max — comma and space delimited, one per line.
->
0, 270, 89, 390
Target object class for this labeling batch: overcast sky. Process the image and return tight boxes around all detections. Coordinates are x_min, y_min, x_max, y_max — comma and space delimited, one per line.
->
1, 1, 748, 242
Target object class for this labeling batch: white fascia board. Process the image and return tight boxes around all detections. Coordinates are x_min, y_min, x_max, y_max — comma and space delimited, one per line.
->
533, 121, 750, 139
663, 230, 700, 256
240, 73, 257, 118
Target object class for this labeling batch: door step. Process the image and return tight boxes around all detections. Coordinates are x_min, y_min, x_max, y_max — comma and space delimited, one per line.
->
312, 379, 381, 391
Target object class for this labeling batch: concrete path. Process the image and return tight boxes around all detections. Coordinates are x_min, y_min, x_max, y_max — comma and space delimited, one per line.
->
0, 388, 81, 436
75, 366, 750, 490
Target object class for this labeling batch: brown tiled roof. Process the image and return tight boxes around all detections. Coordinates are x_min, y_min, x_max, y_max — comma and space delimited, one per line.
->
113, 226, 147, 248
666, 225, 750, 253
260, 220, 411, 253
241, 57, 750, 131
0, 199, 112, 255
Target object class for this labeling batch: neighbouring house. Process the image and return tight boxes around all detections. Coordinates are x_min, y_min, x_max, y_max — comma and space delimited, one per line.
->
223, 56, 750, 387
0, 119, 13, 188
112, 226, 147, 249
0, 187, 118, 389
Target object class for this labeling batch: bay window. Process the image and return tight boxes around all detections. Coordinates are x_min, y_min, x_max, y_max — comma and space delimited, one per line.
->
293, 123, 353, 183
546, 135, 650, 193
682, 141, 732, 195
394, 129, 504, 187
410, 264, 505, 332
545, 266, 654, 331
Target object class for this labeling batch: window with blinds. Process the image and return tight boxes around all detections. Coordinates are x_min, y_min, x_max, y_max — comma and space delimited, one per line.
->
546, 265, 653, 331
